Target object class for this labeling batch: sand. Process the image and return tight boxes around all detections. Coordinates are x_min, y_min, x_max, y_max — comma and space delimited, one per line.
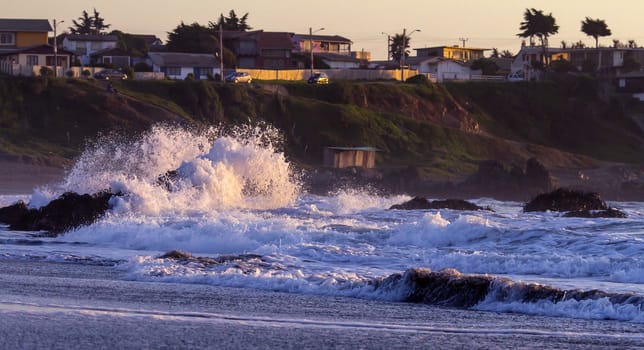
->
0, 161, 65, 195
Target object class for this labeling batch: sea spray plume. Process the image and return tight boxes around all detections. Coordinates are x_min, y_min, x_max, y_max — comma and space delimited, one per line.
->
174, 123, 301, 210
58, 125, 215, 196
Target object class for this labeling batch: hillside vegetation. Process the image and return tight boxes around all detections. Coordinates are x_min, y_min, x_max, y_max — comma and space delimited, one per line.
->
1, 75, 642, 179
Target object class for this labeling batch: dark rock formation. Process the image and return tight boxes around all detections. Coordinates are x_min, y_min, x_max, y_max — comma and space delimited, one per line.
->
563, 208, 627, 218
523, 188, 607, 212
462, 158, 557, 201
0, 191, 115, 235
389, 197, 492, 211
157, 250, 267, 273
373, 268, 644, 312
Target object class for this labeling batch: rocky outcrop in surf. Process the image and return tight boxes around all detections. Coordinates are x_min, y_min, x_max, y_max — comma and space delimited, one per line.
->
523, 188, 627, 218
375, 268, 644, 315
389, 197, 492, 211
0, 191, 115, 235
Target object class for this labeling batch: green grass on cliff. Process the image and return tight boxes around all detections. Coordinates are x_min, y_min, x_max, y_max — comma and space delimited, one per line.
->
1, 74, 642, 172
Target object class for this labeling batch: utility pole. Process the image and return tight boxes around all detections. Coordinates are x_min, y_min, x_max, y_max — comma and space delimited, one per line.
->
219, 24, 224, 81
309, 27, 314, 76
401, 28, 406, 81
53, 19, 63, 77
459, 37, 468, 48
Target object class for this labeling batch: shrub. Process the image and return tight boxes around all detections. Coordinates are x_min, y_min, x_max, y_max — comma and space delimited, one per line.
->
406, 74, 431, 85
81, 69, 91, 78
185, 73, 195, 81
65, 70, 75, 78
39, 66, 54, 77
133, 62, 152, 72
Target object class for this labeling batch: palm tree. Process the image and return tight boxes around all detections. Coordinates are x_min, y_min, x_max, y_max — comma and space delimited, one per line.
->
390, 32, 411, 63
581, 17, 611, 49
517, 8, 559, 66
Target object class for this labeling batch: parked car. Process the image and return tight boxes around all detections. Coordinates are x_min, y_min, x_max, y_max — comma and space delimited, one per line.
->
94, 69, 127, 80
507, 71, 524, 82
225, 72, 252, 83
308, 72, 329, 84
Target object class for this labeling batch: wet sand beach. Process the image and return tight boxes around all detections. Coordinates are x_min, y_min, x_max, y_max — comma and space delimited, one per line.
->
0, 260, 643, 349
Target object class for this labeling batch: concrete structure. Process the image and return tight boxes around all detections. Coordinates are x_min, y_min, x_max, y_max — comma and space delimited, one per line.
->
62, 34, 117, 66
148, 52, 220, 80
323, 147, 378, 169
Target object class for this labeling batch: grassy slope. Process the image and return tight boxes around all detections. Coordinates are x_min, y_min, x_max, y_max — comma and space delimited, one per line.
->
1, 75, 642, 176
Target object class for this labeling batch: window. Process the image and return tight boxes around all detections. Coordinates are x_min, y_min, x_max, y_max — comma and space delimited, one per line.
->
27, 55, 38, 66
166, 67, 181, 76
0, 32, 15, 45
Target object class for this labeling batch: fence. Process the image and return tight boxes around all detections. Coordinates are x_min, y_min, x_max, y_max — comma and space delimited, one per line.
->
237, 68, 418, 81
424, 73, 506, 83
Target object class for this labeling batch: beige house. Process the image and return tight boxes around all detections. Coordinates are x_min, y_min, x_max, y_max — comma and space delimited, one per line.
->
0, 18, 71, 75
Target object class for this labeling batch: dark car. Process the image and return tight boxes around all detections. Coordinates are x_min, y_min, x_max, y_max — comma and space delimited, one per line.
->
307, 72, 329, 84
225, 72, 252, 83
94, 69, 127, 80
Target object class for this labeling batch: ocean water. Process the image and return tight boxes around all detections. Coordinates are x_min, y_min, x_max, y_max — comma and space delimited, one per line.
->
1, 125, 644, 325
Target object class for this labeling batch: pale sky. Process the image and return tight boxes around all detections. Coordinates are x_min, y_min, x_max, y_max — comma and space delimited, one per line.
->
6, 0, 644, 60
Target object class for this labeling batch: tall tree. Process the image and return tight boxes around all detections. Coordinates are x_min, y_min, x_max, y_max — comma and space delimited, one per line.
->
581, 17, 611, 49
213, 10, 252, 31
166, 22, 237, 67
69, 8, 110, 35
69, 10, 93, 34
91, 8, 111, 35
390, 32, 412, 63
517, 8, 559, 66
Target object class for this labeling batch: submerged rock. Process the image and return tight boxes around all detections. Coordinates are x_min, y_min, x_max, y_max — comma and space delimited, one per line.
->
0, 191, 115, 235
158, 250, 265, 268
563, 208, 627, 218
523, 188, 607, 212
389, 197, 492, 211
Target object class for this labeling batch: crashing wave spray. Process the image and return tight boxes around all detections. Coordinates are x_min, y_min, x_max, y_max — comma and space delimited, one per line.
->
32, 124, 301, 214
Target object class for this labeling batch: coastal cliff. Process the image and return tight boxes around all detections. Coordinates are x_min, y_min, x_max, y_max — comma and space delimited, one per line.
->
0, 75, 642, 199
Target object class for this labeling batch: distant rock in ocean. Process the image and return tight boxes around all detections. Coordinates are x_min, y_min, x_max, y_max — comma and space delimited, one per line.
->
523, 188, 626, 218
389, 197, 492, 211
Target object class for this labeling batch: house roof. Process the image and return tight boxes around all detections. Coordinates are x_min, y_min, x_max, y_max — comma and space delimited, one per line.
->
91, 47, 131, 57
326, 146, 380, 152
130, 34, 162, 45
148, 52, 218, 67
0, 19, 52, 32
294, 34, 352, 43
65, 34, 118, 42
0, 44, 73, 57
414, 46, 489, 51
258, 32, 293, 50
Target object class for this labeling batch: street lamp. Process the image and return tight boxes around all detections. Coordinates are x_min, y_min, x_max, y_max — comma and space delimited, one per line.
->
53, 19, 64, 77
400, 28, 420, 81
309, 27, 324, 76
381, 32, 393, 61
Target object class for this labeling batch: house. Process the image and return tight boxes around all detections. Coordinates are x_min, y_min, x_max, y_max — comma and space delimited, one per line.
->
617, 71, 644, 101
91, 47, 131, 67
62, 34, 118, 66
292, 34, 352, 56
147, 52, 220, 80
223, 30, 296, 69
415, 46, 488, 62
316, 53, 361, 69
406, 56, 481, 82
0, 18, 72, 75
323, 147, 378, 169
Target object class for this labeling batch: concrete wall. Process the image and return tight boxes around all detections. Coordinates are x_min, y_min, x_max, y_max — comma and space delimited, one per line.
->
238, 68, 416, 81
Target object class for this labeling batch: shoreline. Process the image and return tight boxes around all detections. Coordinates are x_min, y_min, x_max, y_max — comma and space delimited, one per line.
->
1, 259, 642, 349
